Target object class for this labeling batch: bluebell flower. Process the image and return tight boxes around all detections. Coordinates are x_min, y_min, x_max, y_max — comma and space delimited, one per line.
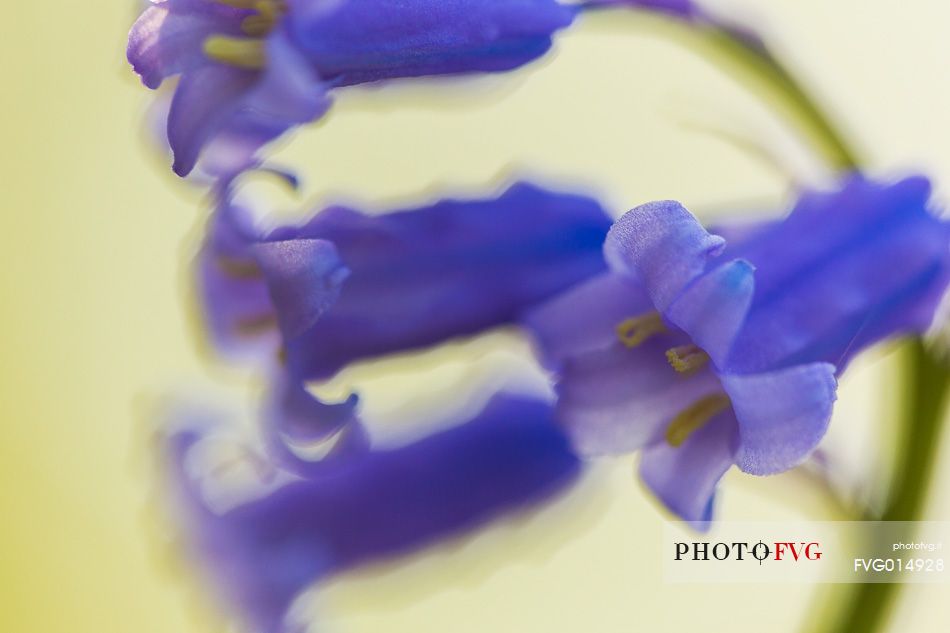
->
194, 192, 368, 470
526, 175, 950, 528
198, 179, 611, 471
199, 180, 612, 380
165, 393, 579, 633
127, 0, 696, 177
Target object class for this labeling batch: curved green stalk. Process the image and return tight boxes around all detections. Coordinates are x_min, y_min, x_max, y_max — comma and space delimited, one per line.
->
690, 23, 861, 173
825, 341, 950, 633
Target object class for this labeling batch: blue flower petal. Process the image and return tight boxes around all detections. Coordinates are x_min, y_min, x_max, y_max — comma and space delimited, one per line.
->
127, 0, 248, 89
250, 239, 348, 340
665, 258, 755, 367
264, 374, 360, 445
639, 410, 737, 531
726, 176, 950, 372
605, 200, 725, 312
168, 30, 331, 177
524, 272, 651, 367
166, 64, 259, 178
260, 373, 368, 478
721, 362, 837, 475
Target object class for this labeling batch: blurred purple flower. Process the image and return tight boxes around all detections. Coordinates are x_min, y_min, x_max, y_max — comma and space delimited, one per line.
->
165, 393, 579, 633
128, 0, 572, 177
199, 181, 612, 379
127, 0, 698, 177
527, 175, 950, 528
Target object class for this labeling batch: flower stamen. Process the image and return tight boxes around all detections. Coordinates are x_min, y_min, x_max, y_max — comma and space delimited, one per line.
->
206, 1, 288, 65
666, 344, 710, 374
235, 313, 278, 335
616, 312, 666, 348
241, 14, 275, 37
254, 0, 287, 21
217, 256, 263, 280
665, 393, 730, 447
204, 36, 267, 69
214, 0, 259, 8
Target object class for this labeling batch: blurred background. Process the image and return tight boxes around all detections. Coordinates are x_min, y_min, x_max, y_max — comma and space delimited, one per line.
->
3, 0, 950, 631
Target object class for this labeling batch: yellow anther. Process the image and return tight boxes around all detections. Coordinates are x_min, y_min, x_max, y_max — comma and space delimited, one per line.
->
203, 36, 267, 69
242, 14, 275, 37
235, 313, 277, 336
666, 344, 710, 375
211, 1, 288, 53
217, 256, 262, 280
255, 0, 286, 20
665, 393, 730, 447
214, 0, 259, 8
616, 312, 666, 348
214, 0, 287, 14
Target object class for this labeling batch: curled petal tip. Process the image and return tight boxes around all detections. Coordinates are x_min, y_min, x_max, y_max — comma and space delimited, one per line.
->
250, 239, 349, 339
726, 363, 837, 476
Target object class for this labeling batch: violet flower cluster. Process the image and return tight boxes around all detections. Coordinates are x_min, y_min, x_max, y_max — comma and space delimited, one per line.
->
126, 1, 950, 632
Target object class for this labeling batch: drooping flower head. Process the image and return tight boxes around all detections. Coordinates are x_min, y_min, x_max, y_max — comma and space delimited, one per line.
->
197, 178, 612, 469
199, 180, 612, 379
527, 175, 950, 528
129, 0, 571, 176
127, 0, 697, 177
164, 393, 580, 633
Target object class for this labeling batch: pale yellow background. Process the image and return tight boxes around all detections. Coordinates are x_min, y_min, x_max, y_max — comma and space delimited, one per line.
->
4, 1, 950, 632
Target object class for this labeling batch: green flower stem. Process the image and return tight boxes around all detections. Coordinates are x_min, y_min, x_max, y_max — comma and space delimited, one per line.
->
825, 341, 950, 633
670, 19, 949, 633
689, 24, 861, 173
